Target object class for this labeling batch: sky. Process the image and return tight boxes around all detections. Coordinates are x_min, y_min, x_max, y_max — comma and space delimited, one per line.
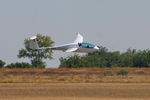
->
0, 0, 149, 68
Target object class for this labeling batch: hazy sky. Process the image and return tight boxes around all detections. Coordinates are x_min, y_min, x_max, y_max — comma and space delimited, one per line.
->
0, 0, 149, 67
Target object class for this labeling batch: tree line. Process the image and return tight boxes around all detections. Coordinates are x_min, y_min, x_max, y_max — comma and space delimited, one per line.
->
59, 46, 150, 68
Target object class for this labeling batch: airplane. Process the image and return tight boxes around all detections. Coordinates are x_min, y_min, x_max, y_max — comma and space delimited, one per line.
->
29, 33, 99, 53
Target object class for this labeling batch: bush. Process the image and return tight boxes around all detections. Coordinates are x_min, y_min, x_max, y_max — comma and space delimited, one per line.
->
6, 62, 32, 68
116, 69, 129, 76
0, 60, 5, 68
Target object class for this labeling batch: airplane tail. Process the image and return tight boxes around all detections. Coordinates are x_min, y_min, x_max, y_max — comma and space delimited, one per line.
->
29, 36, 39, 50
73, 33, 83, 44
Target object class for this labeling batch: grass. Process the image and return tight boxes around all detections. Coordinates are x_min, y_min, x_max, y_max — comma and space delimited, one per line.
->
0, 68, 150, 83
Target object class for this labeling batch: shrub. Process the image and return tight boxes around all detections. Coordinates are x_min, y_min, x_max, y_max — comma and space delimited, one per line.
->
0, 60, 5, 68
116, 69, 129, 76
6, 62, 32, 68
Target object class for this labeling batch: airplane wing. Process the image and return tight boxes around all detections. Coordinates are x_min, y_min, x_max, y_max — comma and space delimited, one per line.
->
74, 33, 83, 44
65, 48, 78, 52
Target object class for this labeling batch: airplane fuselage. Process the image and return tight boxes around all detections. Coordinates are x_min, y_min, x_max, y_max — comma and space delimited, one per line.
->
50, 43, 99, 53
29, 33, 99, 53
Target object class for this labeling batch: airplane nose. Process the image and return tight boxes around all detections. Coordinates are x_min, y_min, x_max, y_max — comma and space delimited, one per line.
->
94, 46, 99, 50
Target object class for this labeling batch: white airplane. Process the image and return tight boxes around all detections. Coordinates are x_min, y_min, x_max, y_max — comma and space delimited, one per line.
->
29, 33, 99, 53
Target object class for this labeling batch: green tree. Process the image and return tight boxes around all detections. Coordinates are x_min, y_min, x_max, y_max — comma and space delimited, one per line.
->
59, 46, 109, 68
107, 51, 121, 67
59, 55, 81, 68
119, 49, 136, 67
18, 34, 54, 68
0, 60, 5, 68
133, 50, 150, 67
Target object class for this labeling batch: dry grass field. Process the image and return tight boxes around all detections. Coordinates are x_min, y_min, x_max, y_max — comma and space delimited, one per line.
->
0, 68, 150, 83
0, 83, 150, 100
0, 68, 150, 100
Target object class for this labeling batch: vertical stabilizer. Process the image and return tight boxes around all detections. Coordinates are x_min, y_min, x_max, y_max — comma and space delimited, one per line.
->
74, 33, 83, 44
29, 36, 39, 50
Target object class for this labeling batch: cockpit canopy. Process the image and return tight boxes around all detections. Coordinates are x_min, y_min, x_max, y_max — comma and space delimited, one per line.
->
78, 43, 95, 48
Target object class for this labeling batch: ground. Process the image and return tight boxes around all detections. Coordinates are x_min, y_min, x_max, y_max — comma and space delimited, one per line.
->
0, 83, 150, 100
0, 68, 150, 100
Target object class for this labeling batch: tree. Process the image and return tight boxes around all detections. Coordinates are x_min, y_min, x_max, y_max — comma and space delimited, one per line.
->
0, 60, 5, 68
119, 48, 135, 67
59, 46, 109, 68
18, 34, 54, 68
59, 55, 81, 68
132, 50, 150, 67
59, 46, 150, 68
